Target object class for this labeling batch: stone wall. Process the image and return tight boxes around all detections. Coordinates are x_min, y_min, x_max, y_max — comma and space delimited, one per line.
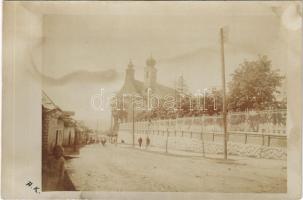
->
118, 130, 287, 160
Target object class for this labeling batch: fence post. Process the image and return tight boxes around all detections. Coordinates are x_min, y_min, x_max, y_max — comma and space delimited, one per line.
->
201, 116, 206, 157
165, 128, 169, 153
267, 135, 271, 146
191, 117, 194, 130
201, 132, 205, 157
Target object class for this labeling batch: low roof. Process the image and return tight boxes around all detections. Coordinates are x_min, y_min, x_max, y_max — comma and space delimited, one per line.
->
42, 92, 60, 111
117, 79, 176, 98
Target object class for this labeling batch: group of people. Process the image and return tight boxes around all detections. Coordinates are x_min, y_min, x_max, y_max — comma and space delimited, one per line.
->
43, 135, 151, 190
137, 136, 150, 149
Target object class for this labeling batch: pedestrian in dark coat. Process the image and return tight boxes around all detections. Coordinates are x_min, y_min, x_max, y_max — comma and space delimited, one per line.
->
146, 136, 150, 149
138, 137, 143, 148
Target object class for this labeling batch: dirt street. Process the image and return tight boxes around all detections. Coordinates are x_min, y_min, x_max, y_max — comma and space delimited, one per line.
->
65, 144, 286, 192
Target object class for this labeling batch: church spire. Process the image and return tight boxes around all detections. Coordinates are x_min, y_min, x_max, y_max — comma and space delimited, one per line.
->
125, 59, 135, 82
144, 55, 157, 89
128, 59, 134, 69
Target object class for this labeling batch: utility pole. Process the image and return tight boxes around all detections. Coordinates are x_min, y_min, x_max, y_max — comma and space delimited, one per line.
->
110, 112, 113, 132
132, 102, 135, 147
220, 27, 228, 160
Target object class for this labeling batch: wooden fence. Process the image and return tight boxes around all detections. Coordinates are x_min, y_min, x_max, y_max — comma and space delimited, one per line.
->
119, 110, 287, 147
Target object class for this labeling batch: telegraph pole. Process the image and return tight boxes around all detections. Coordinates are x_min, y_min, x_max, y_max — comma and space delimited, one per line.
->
110, 112, 113, 132
220, 27, 228, 160
165, 126, 169, 153
132, 102, 135, 147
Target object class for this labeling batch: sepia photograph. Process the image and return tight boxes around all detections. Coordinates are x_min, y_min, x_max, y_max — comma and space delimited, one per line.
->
2, 1, 302, 199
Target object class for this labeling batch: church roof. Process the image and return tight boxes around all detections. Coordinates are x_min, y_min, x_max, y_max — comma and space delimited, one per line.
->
153, 83, 176, 97
117, 79, 144, 96
117, 78, 175, 97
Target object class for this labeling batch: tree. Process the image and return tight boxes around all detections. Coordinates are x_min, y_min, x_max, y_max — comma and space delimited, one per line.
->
228, 55, 284, 111
204, 88, 223, 115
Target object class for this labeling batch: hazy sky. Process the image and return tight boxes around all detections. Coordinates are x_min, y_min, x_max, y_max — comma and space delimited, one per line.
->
35, 1, 301, 129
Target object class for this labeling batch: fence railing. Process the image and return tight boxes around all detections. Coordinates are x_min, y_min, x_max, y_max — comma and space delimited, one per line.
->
120, 110, 287, 135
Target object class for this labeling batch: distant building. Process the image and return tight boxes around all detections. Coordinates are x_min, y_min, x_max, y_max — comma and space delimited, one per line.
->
113, 56, 176, 123
42, 92, 85, 157
42, 92, 65, 158
62, 118, 76, 147
118, 56, 175, 97
74, 121, 90, 145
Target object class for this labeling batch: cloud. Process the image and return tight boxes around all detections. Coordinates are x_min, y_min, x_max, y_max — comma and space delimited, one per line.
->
29, 42, 120, 86
30, 54, 119, 86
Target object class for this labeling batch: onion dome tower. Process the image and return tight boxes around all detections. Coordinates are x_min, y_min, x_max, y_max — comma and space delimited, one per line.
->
144, 55, 157, 89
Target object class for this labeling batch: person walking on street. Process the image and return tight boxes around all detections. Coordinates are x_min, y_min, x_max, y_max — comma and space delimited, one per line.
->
146, 136, 150, 149
101, 137, 106, 146
138, 137, 143, 148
